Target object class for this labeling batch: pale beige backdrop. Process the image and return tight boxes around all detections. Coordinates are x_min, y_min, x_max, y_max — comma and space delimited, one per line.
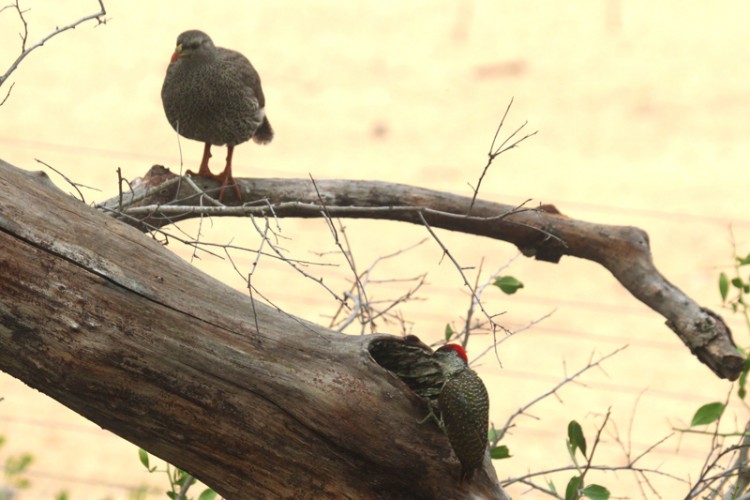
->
1, 1, 749, 498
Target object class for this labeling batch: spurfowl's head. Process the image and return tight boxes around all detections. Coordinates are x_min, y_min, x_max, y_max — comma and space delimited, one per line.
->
170, 30, 215, 63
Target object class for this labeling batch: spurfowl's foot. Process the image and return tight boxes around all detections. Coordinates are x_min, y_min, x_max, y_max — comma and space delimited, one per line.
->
185, 167, 215, 178
184, 169, 238, 201
215, 171, 242, 202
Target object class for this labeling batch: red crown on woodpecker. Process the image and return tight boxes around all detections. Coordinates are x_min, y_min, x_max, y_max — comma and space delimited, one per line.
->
436, 343, 468, 363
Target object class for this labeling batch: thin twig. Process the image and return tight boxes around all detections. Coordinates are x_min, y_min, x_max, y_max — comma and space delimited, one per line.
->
724, 421, 750, 499
579, 408, 612, 486
462, 257, 485, 348
504, 463, 687, 488
460, 253, 524, 362
309, 175, 366, 329
0, 0, 107, 91
34, 158, 98, 202
418, 210, 510, 338
496, 346, 628, 441
0, 81, 14, 107
471, 309, 555, 366
468, 98, 538, 213
248, 214, 345, 306
327, 239, 427, 333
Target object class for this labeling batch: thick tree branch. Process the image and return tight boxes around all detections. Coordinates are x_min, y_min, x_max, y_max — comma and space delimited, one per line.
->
0, 160, 506, 498
96, 165, 742, 380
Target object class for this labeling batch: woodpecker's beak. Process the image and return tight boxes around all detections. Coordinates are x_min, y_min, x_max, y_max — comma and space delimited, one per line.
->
170, 43, 184, 63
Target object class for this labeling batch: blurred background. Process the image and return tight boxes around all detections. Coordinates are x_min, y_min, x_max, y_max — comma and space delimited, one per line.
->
1, 0, 749, 498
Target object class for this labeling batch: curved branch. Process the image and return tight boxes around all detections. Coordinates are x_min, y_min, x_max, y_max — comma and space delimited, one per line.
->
96, 166, 742, 380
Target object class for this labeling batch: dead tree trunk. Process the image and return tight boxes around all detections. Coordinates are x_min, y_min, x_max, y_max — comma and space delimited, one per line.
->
0, 161, 507, 498
0, 156, 742, 497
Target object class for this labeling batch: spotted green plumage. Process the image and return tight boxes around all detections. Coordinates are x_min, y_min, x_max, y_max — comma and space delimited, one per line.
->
434, 345, 489, 480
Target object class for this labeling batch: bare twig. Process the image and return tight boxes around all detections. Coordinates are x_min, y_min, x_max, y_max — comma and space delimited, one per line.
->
327, 239, 428, 334
504, 463, 687, 488
468, 98, 538, 213
96, 204, 237, 262
469, 311, 555, 369
495, 346, 628, 441
309, 175, 368, 330
0, 0, 108, 100
35, 158, 98, 202
685, 387, 743, 499
185, 241, 333, 267
723, 421, 750, 499
243, 216, 272, 335
0, 81, 14, 106
459, 253, 525, 361
461, 257, 486, 348
688, 443, 750, 498
505, 413, 680, 495
579, 408, 612, 486
247, 214, 345, 307
418, 210, 510, 338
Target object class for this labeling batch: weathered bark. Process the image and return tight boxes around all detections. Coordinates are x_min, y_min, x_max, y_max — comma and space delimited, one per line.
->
0, 160, 507, 499
97, 165, 742, 380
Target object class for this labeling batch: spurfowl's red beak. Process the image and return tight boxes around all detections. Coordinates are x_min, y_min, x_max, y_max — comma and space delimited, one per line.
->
170, 44, 183, 63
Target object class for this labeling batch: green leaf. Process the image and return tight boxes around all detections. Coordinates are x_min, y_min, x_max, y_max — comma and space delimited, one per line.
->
198, 488, 218, 500
487, 428, 502, 442
691, 402, 725, 426
176, 469, 191, 486
138, 448, 151, 470
737, 253, 750, 266
6, 453, 33, 475
739, 357, 750, 400
167, 492, 177, 500
55, 492, 69, 500
0, 436, 5, 448
548, 480, 559, 497
719, 272, 730, 301
444, 323, 454, 342
490, 445, 511, 459
582, 484, 610, 500
568, 420, 587, 457
565, 475, 581, 500
494, 276, 524, 295
732, 277, 744, 289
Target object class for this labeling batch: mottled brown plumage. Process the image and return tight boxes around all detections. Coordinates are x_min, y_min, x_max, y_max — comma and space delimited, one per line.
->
161, 29, 273, 200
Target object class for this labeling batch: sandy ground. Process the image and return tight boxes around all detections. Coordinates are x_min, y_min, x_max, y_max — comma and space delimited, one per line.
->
1, 1, 749, 498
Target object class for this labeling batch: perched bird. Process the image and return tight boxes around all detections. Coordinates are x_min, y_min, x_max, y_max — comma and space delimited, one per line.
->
161, 29, 273, 200
432, 344, 490, 481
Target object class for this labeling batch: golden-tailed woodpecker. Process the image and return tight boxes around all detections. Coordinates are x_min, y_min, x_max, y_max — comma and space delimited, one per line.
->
432, 344, 490, 480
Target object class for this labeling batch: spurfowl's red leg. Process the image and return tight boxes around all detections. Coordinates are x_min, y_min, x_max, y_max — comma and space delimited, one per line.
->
215, 145, 242, 201
186, 142, 214, 177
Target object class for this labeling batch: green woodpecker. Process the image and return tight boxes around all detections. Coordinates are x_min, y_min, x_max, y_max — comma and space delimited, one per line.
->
432, 344, 490, 481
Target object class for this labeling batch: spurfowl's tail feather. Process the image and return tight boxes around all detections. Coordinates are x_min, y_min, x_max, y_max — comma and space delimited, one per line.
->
253, 116, 274, 144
